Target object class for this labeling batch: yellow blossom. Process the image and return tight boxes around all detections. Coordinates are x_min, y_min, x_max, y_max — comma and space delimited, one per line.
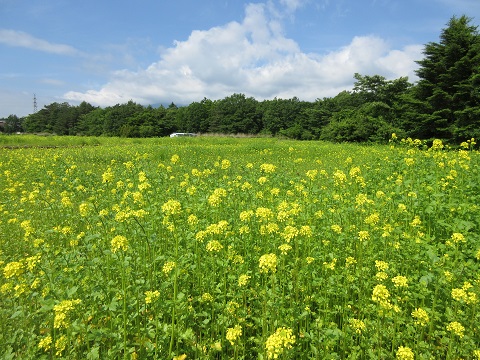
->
111, 235, 128, 253
345, 257, 357, 267
54, 299, 82, 329
201, 293, 213, 302
38, 335, 52, 351
162, 261, 176, 276
259, 253, 277, 274
3, 261, 23, 278
349, 318, 366, 334
265, 327, 296, 359
411, 308, 429, 326
206, 240, 223, 252
446, 321, 465, 338
451, 232, 465, 243
55, 335, 68, 356
173, 354, 187, 360
145, 290, 160, 304
278, 243, 292, 255
392, 275, 408, 287
226, 325, 242, 345
238, 274, 251, 287
375, 260, 389, 271
306, 257, 315, 264
358, 230, 370, 241
260, 163, 276, 173
162, 199, 182, 215
372, 284, 392, 309
396, 346, 414, 360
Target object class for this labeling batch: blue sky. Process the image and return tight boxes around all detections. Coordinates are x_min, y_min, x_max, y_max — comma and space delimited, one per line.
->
1, 0, 480, 118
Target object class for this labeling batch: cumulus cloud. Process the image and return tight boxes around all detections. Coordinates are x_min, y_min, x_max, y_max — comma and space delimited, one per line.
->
64, 2, 422, 107
0, 29, 80, 56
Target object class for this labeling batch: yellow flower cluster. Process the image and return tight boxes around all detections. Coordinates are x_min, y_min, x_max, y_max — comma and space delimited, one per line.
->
111, 235, 128, 253
392, 275, 408, 288
260, 163, 276, 173
162, 261, 176, 276
162, 199, 182, 215
265, 327, 296, 359
411, 308, 429, 326
238, 274, 251, 287
38, 335, 53, 351
256, 207, 274, 221
54, 299, 82, 329
451, 284, 478, 304
371, 284, 392, 309
278, 243, 292, 255
226, 324, 242, 345
206, 240, 223, 252
446, 321, 465, 338
396, 346, 414, 360
450, 232, 465, 244
208, 188, 227, 207
3, 261, 23, 278
349, 318, 366, 334
145, 290, 160, 304
281, 225, 298, 242
259, 253, 277, 274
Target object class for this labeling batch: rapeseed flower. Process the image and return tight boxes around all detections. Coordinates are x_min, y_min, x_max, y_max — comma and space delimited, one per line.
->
446, 321, 465, 338
372, 284, 392, 309
111, 235, 128, 253
375, 260, 389, 271
162, 199, 182, 215
349, 318, 366, 334
358, 230, 370, 241
396, 346, 414, 360
281, 225, 298, 242
55, 335, 67, 356
38, 335, 52, 351
392, 276, 408, 288
265, 327, 295, 359
162, 261, 176, 276
201, 293, 213, 302
206, 240, 223, 252
226, 324, 242, 345
260, 163, 276, 173
3, 261, 23, 278
54, 299, 82, 329
238, 274, 251, 287
259, 253, 277, 274
278, 243, 292, 255
451, 232, 465, 244
102, 167, 114, 183
411, 308, 429, 326
345, 257, 356, 267
145, 290, 160, 304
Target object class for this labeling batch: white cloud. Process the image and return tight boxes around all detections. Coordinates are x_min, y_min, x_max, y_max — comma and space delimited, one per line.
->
63, 2, 421, 107
0, 29, 80, 56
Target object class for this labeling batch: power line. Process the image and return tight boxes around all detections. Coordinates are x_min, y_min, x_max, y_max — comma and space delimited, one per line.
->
33, 94, 38, 113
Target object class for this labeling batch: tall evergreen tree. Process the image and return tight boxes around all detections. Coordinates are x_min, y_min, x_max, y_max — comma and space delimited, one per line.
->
414, 15, 480, 141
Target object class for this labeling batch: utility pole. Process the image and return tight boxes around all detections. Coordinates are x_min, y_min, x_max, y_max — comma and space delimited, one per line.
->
33, 94, 38, 113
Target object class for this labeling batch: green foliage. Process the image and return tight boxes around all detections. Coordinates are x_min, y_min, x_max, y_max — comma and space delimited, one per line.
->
414, 15, 480, 141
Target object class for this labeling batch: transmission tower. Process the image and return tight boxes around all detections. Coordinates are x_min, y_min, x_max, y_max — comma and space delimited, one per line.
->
33, 94, 38, 113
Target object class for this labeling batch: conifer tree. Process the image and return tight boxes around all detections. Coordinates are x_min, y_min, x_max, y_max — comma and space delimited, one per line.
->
414, 15, 480, 141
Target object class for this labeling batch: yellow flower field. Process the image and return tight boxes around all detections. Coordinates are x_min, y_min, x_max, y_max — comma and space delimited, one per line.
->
0, 136, 479, 359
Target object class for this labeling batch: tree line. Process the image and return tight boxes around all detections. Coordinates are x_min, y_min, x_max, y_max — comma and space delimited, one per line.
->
2, 15, 479, 143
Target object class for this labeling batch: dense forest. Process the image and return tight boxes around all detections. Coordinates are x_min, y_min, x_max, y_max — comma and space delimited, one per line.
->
2, 15, 479, 143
